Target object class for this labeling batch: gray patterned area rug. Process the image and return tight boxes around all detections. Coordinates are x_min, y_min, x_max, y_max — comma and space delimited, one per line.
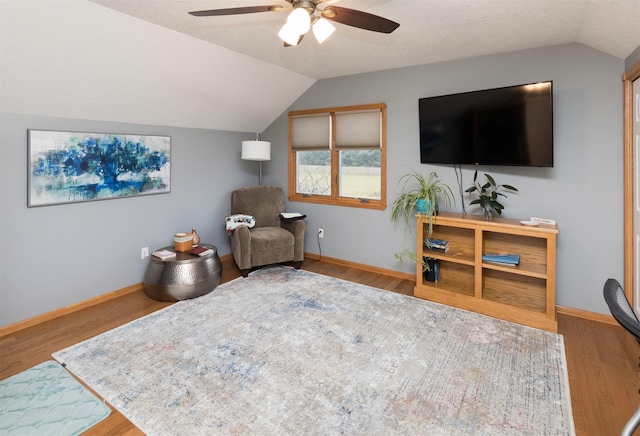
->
53, 266, 574, 435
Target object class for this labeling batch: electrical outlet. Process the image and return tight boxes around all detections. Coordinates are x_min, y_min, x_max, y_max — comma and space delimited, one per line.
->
141, 247, 149, 259
318, 228, 324, 238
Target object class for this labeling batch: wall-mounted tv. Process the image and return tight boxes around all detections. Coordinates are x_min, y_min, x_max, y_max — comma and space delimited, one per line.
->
419, 81, 553, 167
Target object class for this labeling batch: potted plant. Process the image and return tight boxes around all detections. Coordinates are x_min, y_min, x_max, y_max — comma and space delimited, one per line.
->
465, 170, 518, 220
391, 169, 455, 230
392, 169, 455, 268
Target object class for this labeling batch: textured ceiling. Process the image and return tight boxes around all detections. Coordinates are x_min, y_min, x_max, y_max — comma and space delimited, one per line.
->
90, 0, 640, 79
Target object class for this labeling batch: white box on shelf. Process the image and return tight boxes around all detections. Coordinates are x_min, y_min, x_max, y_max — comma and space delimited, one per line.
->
530, 217, 556, 225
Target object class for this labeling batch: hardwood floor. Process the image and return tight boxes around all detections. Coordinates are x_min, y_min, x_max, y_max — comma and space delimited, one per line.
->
1, 257, 638, 435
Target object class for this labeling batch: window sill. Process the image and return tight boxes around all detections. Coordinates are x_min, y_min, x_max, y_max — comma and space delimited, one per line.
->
288, 193, 386, 210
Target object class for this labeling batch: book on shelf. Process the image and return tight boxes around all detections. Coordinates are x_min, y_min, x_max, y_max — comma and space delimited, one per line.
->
425, 244, 449, 253
425, 238, 448, 247
425, 238, 449, 252
152, 249, 176, 261
189, 245, 213, 256
482, 253, 520, 266
484, 260, 518, 268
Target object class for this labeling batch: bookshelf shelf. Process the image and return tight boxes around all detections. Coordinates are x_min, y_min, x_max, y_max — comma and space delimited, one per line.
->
414, 212, 558, 332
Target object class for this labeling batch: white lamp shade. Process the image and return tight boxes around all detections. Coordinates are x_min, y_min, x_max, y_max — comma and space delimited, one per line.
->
278, 22, 302, 46
287, 8, 311, 34
313, 18, 336, 44
241, 140, 271, 161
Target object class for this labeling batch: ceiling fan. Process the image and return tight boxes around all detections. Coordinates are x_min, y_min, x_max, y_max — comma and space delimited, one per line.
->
188, 0, 400, 46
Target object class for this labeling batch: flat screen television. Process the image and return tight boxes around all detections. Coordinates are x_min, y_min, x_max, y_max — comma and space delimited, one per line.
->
419, 81, 553, 167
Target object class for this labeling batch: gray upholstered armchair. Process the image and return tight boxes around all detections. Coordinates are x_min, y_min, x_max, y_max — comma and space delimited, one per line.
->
229, 186, 305, 277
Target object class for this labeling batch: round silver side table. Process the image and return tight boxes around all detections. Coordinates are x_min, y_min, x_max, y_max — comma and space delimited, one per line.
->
143, 244, 222, 301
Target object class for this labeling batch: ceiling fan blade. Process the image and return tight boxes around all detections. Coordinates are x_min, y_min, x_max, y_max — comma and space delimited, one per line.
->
321, 6, 399, 34
189, 5, 283, 17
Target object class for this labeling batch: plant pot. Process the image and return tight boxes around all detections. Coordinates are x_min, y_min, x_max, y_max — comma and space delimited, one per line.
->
416, 199, 434, 214
423, 257, 439, 282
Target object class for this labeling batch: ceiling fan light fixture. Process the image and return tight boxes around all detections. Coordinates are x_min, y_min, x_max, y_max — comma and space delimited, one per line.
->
278, 22, 302, 46
287, 7, 311, 34
320, 9, 336, 19
189, 2, 400, 47
312, 17, 336, 44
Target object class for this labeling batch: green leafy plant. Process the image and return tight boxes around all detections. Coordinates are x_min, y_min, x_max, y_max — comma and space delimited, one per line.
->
391, 169, 455, 230
465, 170, 518, 217
394, 249, 439, 272
392, 169, 455, 269
393, 249, 428, 272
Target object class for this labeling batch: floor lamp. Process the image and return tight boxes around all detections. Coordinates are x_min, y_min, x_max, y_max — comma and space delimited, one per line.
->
241, 139, 271, 185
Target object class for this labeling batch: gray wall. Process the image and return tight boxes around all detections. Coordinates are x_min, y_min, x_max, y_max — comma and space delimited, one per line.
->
264, 43, 625, 316
0, 42, 627, 326
0, 114, 262, 326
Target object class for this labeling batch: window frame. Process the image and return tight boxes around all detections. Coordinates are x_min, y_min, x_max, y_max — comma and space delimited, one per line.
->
287, 103, 387, 210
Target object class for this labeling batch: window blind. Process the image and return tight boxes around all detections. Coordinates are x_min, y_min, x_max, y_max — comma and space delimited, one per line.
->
291, 113, 331, 151
335, 110, 381, 150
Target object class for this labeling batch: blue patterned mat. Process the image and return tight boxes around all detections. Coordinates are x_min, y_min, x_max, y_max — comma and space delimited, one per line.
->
0, 360, 110, 435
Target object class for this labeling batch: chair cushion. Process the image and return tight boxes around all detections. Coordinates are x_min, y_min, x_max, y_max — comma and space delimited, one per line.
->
249, 227, 294, 252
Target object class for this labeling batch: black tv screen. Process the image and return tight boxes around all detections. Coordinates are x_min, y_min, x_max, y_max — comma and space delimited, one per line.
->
419, 81, 553, 167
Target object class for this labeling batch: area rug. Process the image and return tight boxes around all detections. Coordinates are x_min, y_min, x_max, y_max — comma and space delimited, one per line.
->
53, 266, 574, 435
0, 360, 110, 435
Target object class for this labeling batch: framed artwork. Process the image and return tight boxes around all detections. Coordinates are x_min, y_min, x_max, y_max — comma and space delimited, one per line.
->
28, 130, 171, 207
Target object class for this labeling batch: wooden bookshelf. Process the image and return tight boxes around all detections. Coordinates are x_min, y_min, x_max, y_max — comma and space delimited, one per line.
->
414, 212, 558, 332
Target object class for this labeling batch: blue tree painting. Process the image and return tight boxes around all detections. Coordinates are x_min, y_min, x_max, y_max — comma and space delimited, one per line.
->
28, 130, 170, 206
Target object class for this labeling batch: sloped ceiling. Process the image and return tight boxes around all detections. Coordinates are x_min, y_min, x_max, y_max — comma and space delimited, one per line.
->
0, 0, 315, 133
89, 0, 640, 79
1, 0, 638, 133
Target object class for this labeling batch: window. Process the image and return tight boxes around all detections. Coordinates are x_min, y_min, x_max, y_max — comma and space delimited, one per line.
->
287, 103, 387, 210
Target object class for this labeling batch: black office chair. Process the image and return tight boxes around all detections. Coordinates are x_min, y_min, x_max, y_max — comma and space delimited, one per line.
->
603, 278, 640, 436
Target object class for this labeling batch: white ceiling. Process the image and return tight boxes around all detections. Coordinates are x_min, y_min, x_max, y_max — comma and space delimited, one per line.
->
1, 0, 316, 133
2, 0, 638, 133
90, 0, 640, 80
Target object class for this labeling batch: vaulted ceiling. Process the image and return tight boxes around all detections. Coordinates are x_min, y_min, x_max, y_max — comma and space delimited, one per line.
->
2, 1, 638, 133
90, 0, 640, 79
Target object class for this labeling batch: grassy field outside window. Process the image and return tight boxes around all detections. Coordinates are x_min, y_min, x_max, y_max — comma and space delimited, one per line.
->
288, 103, 387, 210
